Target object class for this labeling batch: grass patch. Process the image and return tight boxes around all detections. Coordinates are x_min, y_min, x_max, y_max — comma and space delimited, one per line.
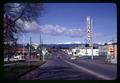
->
4, 61, 46, 80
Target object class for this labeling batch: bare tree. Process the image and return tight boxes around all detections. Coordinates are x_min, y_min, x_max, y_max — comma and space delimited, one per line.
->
4, 3, 44, 61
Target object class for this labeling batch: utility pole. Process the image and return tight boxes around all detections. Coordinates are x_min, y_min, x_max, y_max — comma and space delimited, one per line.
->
40, 29, 44, 61
22, 33, 24, 59
112, 38, 115, 59
29, 36, 32, 62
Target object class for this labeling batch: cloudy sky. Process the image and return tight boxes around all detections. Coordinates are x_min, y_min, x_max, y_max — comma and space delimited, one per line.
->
17, 3, 117, 44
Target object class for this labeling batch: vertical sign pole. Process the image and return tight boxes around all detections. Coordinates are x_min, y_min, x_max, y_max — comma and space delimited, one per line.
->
86, 16, 93, 60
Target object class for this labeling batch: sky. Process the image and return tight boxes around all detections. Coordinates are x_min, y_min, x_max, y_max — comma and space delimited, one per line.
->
17, 3, 117, 45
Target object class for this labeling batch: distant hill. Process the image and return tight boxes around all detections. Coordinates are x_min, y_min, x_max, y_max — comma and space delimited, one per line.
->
17, 43, 100, 49
42, 43, 99, 49
42, 44, 80, 48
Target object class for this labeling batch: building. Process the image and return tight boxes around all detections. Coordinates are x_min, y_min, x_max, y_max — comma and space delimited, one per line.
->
98, 43, 117, 64
107, 43, 117, 64
98, 45, 108, 56
15, 47, 29, 56
72, 47, 99, 57
62, 48, 72, 55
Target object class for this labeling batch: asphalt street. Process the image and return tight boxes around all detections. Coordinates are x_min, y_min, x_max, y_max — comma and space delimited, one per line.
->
20, 58, 102, 80
19, 51, 117, 80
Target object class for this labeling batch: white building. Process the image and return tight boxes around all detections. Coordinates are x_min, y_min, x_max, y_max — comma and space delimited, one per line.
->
62, 49, 72, 55
72, 47, 99, 57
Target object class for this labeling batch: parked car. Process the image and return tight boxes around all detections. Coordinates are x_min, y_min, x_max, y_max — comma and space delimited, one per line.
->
70, 56, 76, 60
13, 54, 25, 61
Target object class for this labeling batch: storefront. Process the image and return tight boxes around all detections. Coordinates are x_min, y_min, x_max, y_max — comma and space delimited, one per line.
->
72, 47, 99, 57
107, 43, 117, 64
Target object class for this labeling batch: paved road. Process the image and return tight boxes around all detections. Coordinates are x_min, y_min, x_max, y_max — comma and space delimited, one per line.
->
19, 51, 117, 80
66, 59, 117, 79
20, 58, 101, 80
56, 51, 117, 79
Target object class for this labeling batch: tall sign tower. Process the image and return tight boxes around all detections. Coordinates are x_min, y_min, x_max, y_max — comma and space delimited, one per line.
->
86, 16, 91, 45
86, 16, 93, 60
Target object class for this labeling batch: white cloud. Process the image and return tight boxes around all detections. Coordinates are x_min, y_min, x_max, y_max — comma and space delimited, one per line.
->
25, 21, 39, 31
63, 42, 73, 44
18, 20, 40, 33
40, 24, 66, 35
40, 24, 83, 37
19, 20, 84, 37
74, 42, 81, 44
107, 42, 112, 44
64, 28, 83, 37
57, 41, 81, 44
17, 20, 104, 39
98, 42, 104, 45
57, 43, 63, 44
57, 42, 76, 44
